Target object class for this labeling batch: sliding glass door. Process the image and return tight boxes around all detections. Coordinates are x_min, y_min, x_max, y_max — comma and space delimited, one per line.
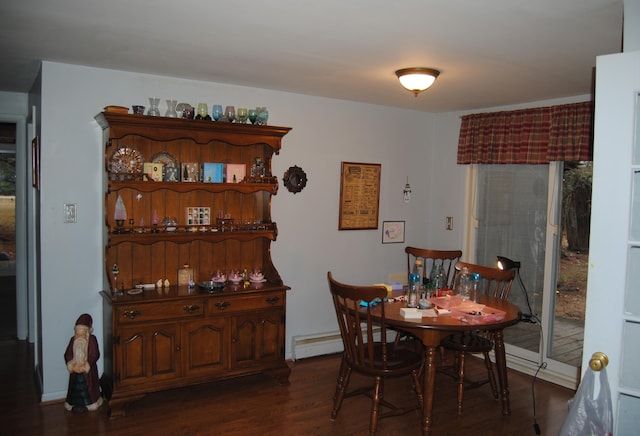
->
471, 162, 584, 387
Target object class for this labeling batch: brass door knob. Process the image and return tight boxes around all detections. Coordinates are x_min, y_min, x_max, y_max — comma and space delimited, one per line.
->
589, 352, 609, 371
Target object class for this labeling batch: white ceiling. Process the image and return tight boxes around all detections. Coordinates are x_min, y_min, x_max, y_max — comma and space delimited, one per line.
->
0, 0, 623, 112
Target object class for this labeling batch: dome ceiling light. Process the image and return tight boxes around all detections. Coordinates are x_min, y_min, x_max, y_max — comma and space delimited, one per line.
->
395, 67, 440, 97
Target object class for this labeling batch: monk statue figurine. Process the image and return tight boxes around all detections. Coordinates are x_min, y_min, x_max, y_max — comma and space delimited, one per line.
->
64, 313, 103, 413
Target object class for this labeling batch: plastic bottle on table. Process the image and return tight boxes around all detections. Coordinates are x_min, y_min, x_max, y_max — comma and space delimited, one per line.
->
407, 273, 419, 308
412, 259, 423, 287
470, 272, 481, 302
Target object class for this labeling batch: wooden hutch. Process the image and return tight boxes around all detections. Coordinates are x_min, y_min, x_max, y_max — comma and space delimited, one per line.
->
96, 112, 291, 417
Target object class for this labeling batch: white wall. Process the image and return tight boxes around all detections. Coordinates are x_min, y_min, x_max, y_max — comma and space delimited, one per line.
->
37, 61, 467, 401
0, 92, 28, 114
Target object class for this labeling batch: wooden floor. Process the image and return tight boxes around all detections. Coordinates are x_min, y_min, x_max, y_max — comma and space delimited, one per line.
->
1, 339, 576, 436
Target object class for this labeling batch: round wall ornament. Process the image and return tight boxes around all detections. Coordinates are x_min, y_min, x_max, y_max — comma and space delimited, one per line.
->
283, 165, 308, 194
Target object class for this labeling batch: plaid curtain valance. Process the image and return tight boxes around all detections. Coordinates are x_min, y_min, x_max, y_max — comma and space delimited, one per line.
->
457, 101, 593, 164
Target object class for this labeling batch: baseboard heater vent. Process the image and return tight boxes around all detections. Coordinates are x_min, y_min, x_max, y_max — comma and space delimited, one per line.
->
291, 327, 381, 361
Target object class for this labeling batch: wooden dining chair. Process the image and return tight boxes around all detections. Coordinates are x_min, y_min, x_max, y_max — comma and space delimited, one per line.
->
327, 272, 424, 435
439, 261, 516, 415
396, 247, 463, 350
405, 247, 462, 288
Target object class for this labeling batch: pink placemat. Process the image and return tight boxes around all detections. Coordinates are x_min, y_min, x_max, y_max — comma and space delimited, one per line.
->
427, 295, 506, 324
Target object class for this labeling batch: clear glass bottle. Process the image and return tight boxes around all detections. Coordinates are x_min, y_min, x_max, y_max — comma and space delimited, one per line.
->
431, 265, 447, 296
457, 266, 471, 298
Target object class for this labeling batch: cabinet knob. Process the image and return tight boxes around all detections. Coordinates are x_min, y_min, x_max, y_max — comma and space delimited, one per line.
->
122, 310, 141, 320
266, 296, 280, 305
215, 301, 231, 310
183, 304, 200, 313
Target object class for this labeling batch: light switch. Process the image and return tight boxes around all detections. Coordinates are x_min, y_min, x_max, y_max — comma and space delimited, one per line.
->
64, 203, 77, 223
446, 216, 453, 230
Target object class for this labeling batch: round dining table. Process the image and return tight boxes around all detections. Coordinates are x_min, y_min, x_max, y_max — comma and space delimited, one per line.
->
370, 294, 521, 436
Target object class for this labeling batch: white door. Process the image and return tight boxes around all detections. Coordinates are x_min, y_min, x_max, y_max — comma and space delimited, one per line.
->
584, 50, 640, 433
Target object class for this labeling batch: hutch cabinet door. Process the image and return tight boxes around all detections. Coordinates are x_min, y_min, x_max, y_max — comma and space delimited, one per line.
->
232, 309, 284, 368
182, 318, 230, 377
115, 323, 181, 388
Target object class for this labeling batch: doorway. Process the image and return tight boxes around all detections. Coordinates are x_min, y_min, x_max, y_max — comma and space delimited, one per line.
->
549, 162, 590, 366
0, 123, 17, 340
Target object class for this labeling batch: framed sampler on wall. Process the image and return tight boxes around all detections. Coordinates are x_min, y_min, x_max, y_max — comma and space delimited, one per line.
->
338, 161, 381, 230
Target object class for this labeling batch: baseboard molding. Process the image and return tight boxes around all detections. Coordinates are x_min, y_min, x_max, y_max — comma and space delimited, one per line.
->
291, 332, 344, 361
505, 354, 579, 390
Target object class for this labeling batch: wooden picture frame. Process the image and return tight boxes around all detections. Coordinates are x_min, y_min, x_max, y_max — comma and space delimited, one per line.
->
31, 136, 40, 190
338, 161, 381, 230
382, 221, 405, 244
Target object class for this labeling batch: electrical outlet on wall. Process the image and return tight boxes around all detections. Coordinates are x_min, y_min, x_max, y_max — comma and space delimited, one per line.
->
64, 203, 77, 223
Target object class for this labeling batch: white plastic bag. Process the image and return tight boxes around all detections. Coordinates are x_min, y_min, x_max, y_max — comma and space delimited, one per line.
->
559, 366, 613, 436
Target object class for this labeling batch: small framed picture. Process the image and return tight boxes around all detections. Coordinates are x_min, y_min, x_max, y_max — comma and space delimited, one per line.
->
382, 221, 405, 244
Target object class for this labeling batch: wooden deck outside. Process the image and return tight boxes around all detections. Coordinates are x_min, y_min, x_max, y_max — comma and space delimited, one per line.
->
505, 317, 584, 367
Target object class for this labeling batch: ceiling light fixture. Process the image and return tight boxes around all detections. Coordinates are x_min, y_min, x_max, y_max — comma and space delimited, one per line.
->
395, 67, 440, 97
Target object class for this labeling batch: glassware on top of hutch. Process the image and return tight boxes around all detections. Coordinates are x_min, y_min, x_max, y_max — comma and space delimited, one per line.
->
182, 105, 195, 119
196, 103, 210, 120
236, 107, 248, 124
212, 104, 223, 121
165, 100, 178, 117
147, 98, 161, 116
224, 106, 236, 123
248, 108, 258, 124
255, 107, 268, 125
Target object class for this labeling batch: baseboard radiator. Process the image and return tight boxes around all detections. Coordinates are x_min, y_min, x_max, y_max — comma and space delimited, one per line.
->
291, 327, 382, 361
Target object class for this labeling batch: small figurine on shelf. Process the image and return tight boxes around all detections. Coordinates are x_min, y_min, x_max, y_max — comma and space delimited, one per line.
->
114, 194, 127, 233
228, 269, 242, 284
111, 264, 120, 296
152, 210, 159, 233
251, 158, 266, 178
63, 314, 103, 413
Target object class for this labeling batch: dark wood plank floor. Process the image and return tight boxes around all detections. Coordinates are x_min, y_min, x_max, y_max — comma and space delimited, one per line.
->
1, 339, 575, 435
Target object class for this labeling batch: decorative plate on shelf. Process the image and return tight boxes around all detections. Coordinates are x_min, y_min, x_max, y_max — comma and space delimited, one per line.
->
151, 151, 178, 168
108, 146, 144, 174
